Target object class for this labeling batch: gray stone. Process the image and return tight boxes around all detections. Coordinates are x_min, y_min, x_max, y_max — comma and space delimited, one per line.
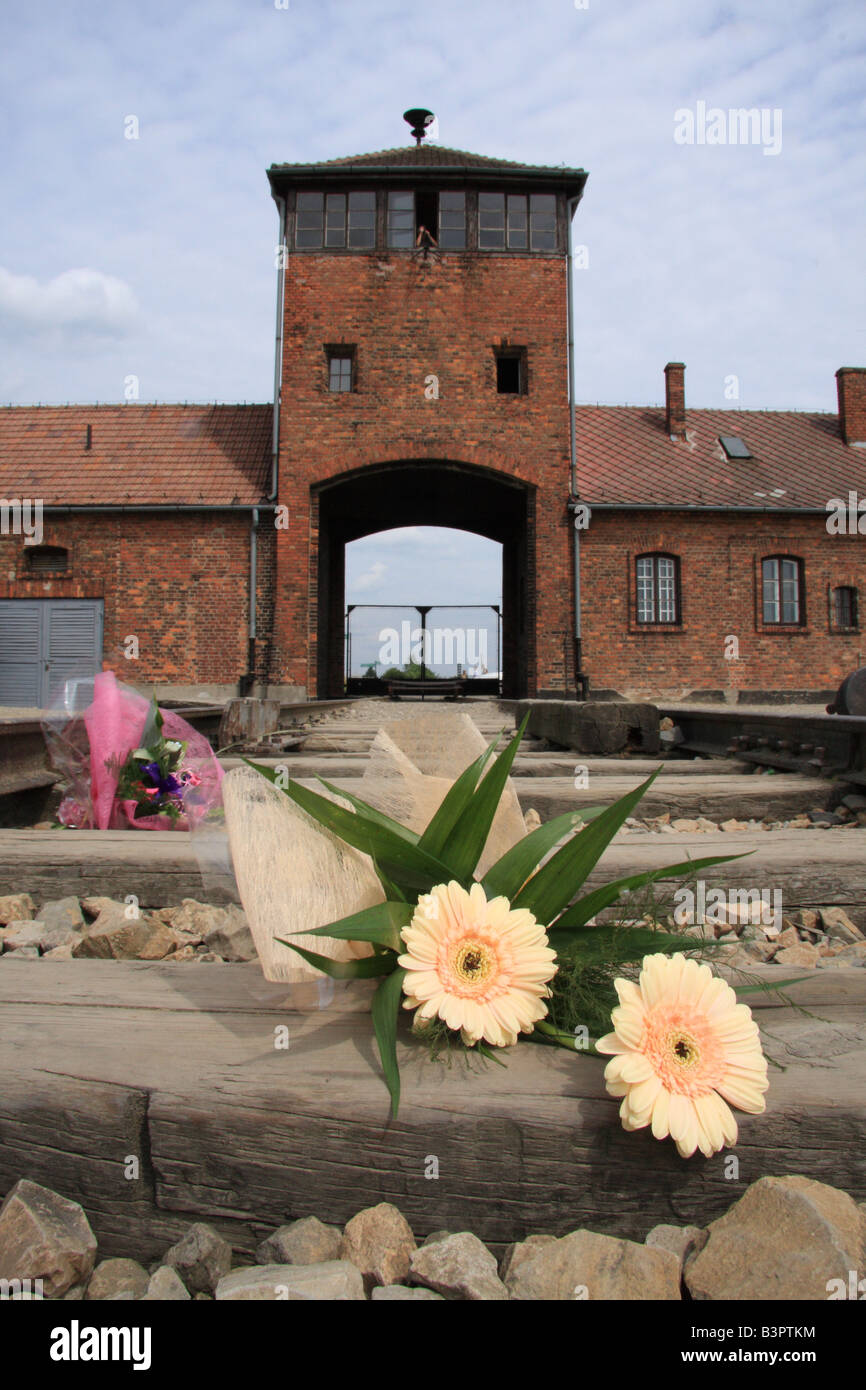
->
507, 1228, 681, 1300
142, 1266, 191, 1301
162, 1222, 233, 1294
201, 904, 256, 962
0, 1179, 97, 1298
645, 1224, 708, 1271
0, 893, 36, 924
818, 907, 864, 944
422, 1230, 452, 1246
38, 897, 85, 932
215, 1261, 365, 1301
686, 1175, 866, 1301
371, 1284, 444, 1300
1, 920, 81, 953
341, 1202, 416, 1289
2, 944, 40, 957
255, 1215, 342, 1266
409, 1232, 507, 1301
42, 943, 76, 960
86, 1258, 150, 1300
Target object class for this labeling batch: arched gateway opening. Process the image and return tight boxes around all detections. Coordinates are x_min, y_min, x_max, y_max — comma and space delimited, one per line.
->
314, 461, 534, 699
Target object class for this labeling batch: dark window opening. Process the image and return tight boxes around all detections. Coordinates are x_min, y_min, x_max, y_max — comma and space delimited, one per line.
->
496, 350, 525, 395
327, 351, 354, 392
25, 545, 69, 574
719, 435, 752, 459
636, 553, 679, 624
833, 586, 858, 629
415, 191, 438, 246
762, 556, 803, 624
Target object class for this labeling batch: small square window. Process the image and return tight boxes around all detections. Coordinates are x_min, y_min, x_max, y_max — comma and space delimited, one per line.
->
719, 435, 752, 459
328, 354, 354, 392
495, 350, 525, 394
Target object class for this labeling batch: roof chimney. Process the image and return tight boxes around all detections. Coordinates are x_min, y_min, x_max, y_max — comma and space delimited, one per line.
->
836, 368, 866, 447
664, 362, 686, 440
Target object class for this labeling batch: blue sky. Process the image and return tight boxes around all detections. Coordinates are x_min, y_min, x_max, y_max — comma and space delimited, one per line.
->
2, 0, 864, 655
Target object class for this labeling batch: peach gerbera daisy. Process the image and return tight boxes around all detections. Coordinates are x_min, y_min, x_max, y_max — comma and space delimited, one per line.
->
596, 953, 769, 1159
398, 880, 557, 1048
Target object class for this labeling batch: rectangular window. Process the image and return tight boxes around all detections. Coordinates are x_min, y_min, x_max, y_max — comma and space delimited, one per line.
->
328, 354, 353, 392
325, 193, 347, 247
762, 557, 801, 624
347, 191, 376, 247
507, 194, 527, 249
295, 191, 324, 247
530, 193, 557, 250
388, 191, 415, 248
479, 192, 505, 248
438, 191, 465, 249
833, 586, 857, 629
496, 350, 526, 395
636, 555, 678, 623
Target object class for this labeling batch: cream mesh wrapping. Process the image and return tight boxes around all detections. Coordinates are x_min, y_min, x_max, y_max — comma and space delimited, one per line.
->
223, 766, 381, 983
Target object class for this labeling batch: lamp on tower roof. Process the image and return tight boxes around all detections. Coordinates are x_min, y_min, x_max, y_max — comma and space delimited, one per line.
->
403, 108, 435, 145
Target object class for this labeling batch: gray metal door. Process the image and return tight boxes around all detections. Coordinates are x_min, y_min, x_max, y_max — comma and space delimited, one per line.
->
0, 600, 103, 708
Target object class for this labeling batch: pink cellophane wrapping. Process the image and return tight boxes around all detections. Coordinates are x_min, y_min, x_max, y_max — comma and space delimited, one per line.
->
44, 671, 223, 830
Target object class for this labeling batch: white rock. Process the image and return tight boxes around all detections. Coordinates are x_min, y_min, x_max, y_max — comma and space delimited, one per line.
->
0, 1179, 97, 1298
215, 1261, 365, 1300
409, 1232, 507, 1301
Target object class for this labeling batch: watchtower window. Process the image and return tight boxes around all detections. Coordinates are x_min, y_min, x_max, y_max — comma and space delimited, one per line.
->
438, 192, 465, 249
495, 349, 526, 395
479, 193, 557, 250
327, 352, 354, 392
388, 192, 415, 247
296, 191, 375, 249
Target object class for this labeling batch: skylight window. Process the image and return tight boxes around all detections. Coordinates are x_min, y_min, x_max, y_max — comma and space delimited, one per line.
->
719, 435, 752, 459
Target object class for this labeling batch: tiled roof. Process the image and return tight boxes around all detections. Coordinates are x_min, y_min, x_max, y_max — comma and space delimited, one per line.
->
0, 404, 271, 507
269, 145, 584, 173
574, 406, 865, 509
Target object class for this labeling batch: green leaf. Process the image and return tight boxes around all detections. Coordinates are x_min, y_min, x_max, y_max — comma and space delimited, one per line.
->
530, 1019, 602, 1055
551, 924, 698, 964
481, 808, 604, 901
417, 738, 500, 858
551, 853, 753, 930
372, 966, 406, 1118
289, 900, 413, 953
315, 778, 420, 845
733, 976, 811, 996
513, 769, 664, 925
274, 939, 398, 979
245, 762, 453, 897
437, 715, 530, 881
139, 696, 163, 750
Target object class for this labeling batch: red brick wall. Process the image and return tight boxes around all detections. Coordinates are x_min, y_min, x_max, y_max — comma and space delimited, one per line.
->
0, 514, 254, 688
272, 250, 573, 697
580, 512, 866, 697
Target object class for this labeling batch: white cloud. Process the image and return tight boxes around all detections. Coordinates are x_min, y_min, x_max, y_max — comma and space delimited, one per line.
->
0, 267, 139, 337
351, 560, 387, 593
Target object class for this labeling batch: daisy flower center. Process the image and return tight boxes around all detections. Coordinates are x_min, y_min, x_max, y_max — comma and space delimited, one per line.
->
667, 1030, 701, 1068
452, 939, 495, 987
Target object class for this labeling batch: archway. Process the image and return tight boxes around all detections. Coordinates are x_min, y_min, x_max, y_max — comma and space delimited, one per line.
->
314, 461, 534, 698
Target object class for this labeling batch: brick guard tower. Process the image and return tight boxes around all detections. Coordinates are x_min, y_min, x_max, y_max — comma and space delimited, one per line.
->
266, 115, 588, 699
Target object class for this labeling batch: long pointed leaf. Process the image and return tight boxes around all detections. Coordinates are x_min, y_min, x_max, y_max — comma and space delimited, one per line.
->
274, 939, 397, 978
513, 769, 663, 926
417, 738, 500, 858
372, 966, 406, 1118
245, 764, 453, 894
481, 808, 603, 901
551, 853, 753, 929
316, 777, 419, 845
438, 715, 530, 880
551, 924, 706, 963
291, 901, 413, 952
